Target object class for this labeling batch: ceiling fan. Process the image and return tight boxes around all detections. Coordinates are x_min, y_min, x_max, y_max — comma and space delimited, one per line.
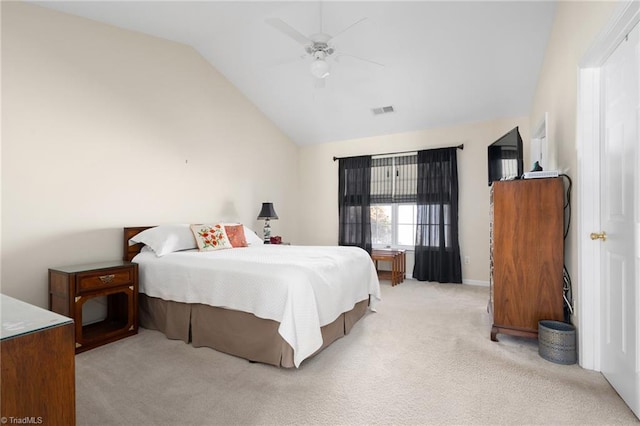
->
265, 10, 383, 87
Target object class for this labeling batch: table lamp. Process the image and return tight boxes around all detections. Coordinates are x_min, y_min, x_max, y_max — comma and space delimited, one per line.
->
257, 202, 278, 243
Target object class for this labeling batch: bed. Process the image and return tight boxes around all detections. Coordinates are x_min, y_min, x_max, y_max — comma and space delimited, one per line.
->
123, 225, 381, 368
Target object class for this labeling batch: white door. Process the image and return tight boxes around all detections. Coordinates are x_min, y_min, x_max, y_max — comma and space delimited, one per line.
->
599, 22, 639, 417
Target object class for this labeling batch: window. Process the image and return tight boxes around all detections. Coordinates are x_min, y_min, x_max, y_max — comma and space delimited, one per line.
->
397, 204, 417, 246
370, 204, 392, 245
369, 153, 453, 249
370, 154, 418, 249
417, 203, 451, 248
371, 203, 417, 248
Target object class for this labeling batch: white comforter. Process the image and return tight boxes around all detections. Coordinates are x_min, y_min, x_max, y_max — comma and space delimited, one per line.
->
133, 245, 381, 367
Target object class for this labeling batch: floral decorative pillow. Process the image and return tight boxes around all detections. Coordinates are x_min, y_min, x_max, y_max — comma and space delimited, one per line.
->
190, 224, 233, 251
224, 224, 248, 248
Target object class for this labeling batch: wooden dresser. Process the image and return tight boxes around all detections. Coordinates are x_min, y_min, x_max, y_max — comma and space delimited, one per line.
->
489, 178, 564, 341
1, 294, 76, 424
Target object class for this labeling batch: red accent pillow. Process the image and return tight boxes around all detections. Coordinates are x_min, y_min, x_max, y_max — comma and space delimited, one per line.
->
224, 225, 248, 248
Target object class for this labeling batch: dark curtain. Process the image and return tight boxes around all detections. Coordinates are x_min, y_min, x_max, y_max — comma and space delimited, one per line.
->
413, 148, 462, 283
338, 155, 372, 253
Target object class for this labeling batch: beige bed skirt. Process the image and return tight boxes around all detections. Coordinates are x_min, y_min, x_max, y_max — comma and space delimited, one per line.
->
139, 294, 369, 368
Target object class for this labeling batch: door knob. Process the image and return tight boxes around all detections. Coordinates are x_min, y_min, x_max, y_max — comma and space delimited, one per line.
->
590, 231, 607, 241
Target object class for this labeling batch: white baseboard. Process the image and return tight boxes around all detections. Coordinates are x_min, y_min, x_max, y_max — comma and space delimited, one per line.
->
379, 275, 488, 287
463, 279, 489, 287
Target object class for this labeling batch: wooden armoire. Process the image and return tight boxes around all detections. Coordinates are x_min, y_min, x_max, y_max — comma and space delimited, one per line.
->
489, 178, 564, 341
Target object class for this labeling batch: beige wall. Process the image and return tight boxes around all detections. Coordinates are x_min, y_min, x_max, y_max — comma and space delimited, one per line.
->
1, 3, 299, 308
529, 1, 618, 318
298, 117, 530, 283
2, 1, 621, 309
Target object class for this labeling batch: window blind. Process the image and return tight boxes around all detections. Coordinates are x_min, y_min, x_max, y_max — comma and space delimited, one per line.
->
370, 154, 417, 203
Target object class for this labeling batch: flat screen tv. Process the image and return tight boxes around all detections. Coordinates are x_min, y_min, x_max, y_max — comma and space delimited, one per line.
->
487, 126, 524, 186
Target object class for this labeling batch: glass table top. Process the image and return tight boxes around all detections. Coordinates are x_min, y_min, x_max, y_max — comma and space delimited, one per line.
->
1, 294, 73, 340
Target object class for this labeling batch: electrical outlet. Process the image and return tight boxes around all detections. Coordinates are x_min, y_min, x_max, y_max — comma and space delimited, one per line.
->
464, 256, 470, 265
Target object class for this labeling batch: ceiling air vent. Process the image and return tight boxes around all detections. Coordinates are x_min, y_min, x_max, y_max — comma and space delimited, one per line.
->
372, 105, 395, 115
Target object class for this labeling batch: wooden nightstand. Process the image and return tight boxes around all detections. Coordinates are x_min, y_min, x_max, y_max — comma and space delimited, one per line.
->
49, 260, 138, 353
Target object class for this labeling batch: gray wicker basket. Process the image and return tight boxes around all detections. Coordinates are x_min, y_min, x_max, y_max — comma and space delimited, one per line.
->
538, 320, 576, 365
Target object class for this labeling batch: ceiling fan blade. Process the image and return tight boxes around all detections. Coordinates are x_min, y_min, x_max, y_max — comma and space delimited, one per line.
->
335, 52, 385, 67
327, 17, 368, 41
265, 18, 311, 46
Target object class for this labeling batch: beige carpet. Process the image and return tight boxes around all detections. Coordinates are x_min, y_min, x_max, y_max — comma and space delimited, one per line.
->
75, 280, 638, 425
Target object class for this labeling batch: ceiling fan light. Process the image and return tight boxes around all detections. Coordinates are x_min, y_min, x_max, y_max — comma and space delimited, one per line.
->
310, 59, 330, 79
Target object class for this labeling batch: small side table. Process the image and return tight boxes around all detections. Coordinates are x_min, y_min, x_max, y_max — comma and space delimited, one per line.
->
371, 249, 406, 286
49, 260, 138, 353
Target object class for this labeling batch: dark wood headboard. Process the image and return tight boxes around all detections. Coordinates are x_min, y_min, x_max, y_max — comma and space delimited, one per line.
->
123, 226, 154, 262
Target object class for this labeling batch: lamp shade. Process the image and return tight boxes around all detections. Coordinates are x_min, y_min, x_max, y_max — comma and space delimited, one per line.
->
310, 59, 330, 79
257, 202, 278, 220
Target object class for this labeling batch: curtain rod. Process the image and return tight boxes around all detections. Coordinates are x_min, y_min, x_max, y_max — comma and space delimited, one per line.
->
332, 144, 464, 162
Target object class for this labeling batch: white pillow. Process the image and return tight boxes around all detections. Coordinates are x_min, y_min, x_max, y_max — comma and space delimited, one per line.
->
242, 225, 264, 246
128, 224, 196, 256
244, 226, 264, 246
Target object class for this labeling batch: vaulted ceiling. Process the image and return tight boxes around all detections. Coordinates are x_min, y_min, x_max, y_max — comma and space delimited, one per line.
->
34, 1, 557, 145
